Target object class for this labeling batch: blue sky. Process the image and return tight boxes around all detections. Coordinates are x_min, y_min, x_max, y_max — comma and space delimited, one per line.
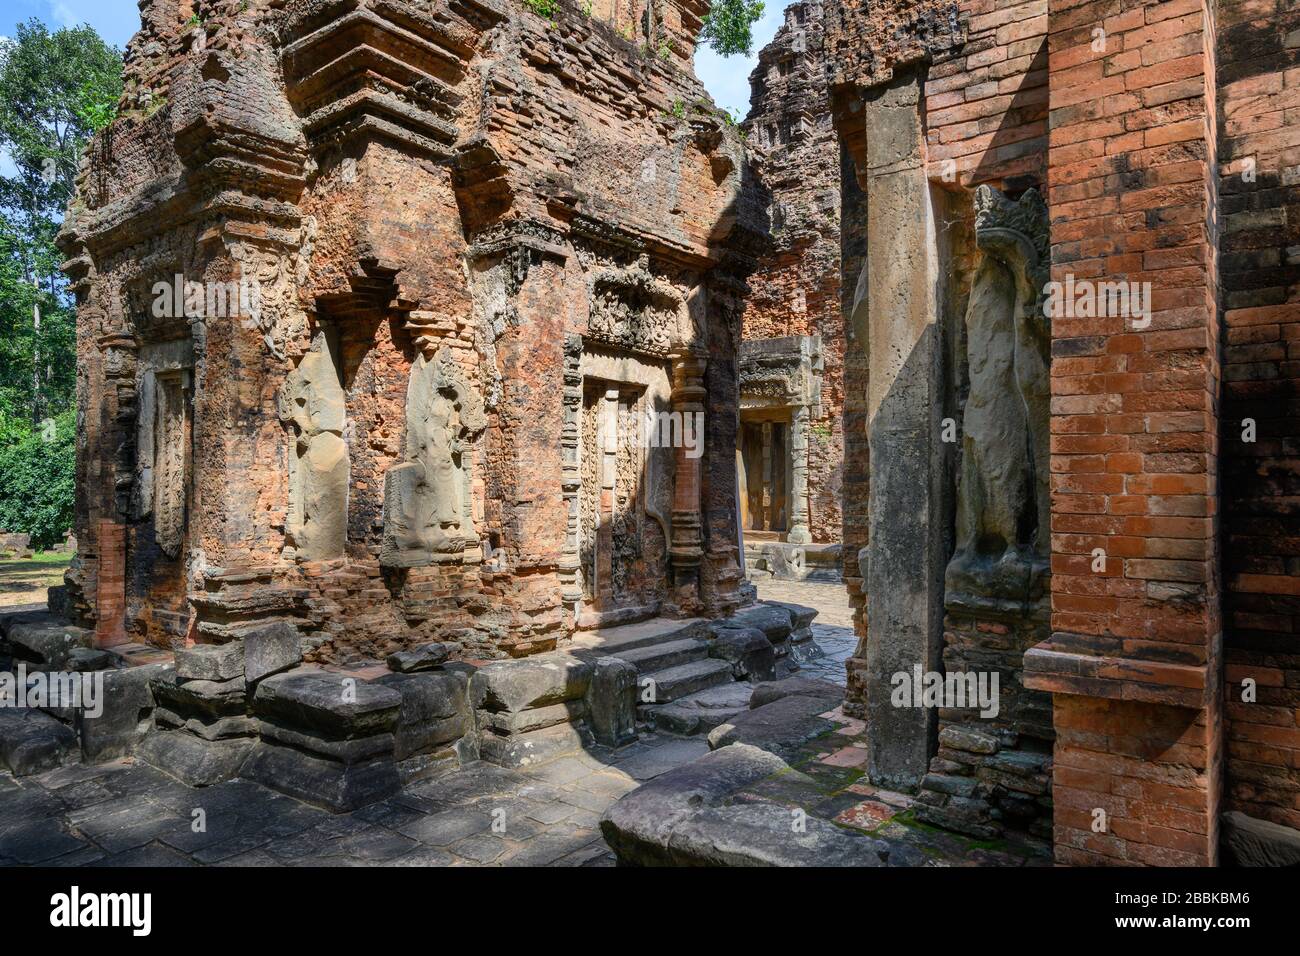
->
0, 0, 782, 121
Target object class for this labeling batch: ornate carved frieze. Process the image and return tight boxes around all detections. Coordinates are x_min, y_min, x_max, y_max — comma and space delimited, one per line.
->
587, 254, 686, 357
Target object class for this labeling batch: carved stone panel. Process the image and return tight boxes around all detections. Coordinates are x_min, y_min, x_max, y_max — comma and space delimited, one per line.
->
279, 332, 349, 562
381, 347, 486, 568
945, 185, 1051, 613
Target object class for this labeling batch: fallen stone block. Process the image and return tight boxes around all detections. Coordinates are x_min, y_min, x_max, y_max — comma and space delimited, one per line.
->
707, 692, 839, 760
152, 673, 247, 721
760, 599, 817, 631
137, 730, 254, 787
478, 721, 591, 769
600, 743, 902, 866
712, 605, 794, 643
175, 642, 245, 682
708, 627, 775, 682
386, 641, 460, 673
586, 657, 637, 747
470, 654, 593, 713
3, 614, 94, 670
375, 670, 471, 759
243, 622, 302, 684
0, 708, 77, 776
748, 676, 843, 709
67, 647, 115, 672
79, 662, 171, 763
241, 740, 400, 813
1222, 811, 1300, 867
253, 670, 401, 739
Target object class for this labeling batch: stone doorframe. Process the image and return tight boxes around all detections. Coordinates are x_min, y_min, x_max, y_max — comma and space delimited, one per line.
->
563, 337, 675, 628
738, 335, 823, 545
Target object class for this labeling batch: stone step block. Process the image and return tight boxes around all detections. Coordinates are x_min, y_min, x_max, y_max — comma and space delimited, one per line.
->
612, 637, 709, 674
253, 670, 401, 739
0, 708, 77, 775
642, 658, 734, 703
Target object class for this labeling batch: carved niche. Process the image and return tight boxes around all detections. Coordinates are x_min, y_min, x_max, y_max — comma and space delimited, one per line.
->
945, 185, 1051, 612
381, 347, 487, 567
134, 339, 193, 560
278, 332, 349, 562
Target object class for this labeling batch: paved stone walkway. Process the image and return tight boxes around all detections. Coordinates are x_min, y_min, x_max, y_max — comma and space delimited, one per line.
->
0, 733, 713, 867
755, 578, 855, 686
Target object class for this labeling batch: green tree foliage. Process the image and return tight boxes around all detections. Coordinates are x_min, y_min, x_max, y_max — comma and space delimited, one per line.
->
0, 19, 121, 544
699, 0, 765, 57
0, 409, 75, 550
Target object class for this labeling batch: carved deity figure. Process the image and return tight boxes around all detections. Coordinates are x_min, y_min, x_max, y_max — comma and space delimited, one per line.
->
382, 347, 486, 567
945, 185, 1051, 612
278, 332, 349, 561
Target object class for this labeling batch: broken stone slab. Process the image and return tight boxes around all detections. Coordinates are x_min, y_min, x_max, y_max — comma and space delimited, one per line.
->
914, 797, 1002, 841
240, 740, 400, 813
253, 670, 401, 739
708, 627, 776, 682
385, 640, 460, 673
259, 719, 395, 764
478, 700, 584, 736
789, 639, 825, 665
175, 642, 245, 682
748, 676, 843, 709
152, 673, 247, 721
478, 721, 592, 769
3, 614, 94, 670
68, 647, 115, 672
938, 724, 1000, 755
711, 605, 794, 643
586, 657, 637, 747
1221, 811, 1300, 867
0, 708, 78, 775
640, 682, 754, 737
154, 706, 258, 741
373, 671, 471, 760
760, 599, 817, 631
243, 622, 302, 684
469, 654, 592, 714
79, 662, 171, 763
707, 692, 841, 761
669, 802, 905, 867
599, 743, 902, 866
137, 730, 254, 788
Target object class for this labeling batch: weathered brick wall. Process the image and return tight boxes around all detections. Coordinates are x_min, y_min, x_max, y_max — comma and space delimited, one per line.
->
1028, 0, 1225, 865
1216, 0, 1300, 831
742, 3, 846, 544
61, 0, 762, 664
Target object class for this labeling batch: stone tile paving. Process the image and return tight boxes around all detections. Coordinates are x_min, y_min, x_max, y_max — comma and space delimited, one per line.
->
0, 731, 711, 868
734, 703, 1053, 866
755, 578, 855, 686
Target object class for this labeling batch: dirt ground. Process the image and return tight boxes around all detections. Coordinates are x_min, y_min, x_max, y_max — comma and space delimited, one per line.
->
0, 553, 71, 609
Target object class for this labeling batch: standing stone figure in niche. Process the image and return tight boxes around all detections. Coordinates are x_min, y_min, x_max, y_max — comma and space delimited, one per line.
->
945, 185, 1051, 612
278, 332, 349, 561
382, 347, 487, 567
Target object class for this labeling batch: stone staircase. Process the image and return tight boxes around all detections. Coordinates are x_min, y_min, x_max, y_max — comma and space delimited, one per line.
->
569, 604, 817, 737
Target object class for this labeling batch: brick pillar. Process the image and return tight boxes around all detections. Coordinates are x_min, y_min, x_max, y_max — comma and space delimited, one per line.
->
94, 519, 128, 648
1024, 0, 1223, 865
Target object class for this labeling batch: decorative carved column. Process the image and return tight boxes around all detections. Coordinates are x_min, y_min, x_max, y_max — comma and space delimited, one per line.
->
668, 352, 707, 594
787, 403, 812, 544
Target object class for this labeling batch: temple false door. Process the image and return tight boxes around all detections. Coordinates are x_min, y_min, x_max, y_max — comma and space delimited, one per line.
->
133, 340, 195, 641
738, 414, 790, 536
578, 380, 648, 613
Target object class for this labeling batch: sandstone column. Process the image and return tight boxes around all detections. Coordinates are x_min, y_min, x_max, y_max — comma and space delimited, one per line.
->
668, 353, 706, 600
787, 404, 812, 544
855, 72, 947, 789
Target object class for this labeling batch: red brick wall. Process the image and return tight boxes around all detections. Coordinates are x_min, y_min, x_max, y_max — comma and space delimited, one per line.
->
1217, 0, 1300, 831
1036, 0, 1224, 865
